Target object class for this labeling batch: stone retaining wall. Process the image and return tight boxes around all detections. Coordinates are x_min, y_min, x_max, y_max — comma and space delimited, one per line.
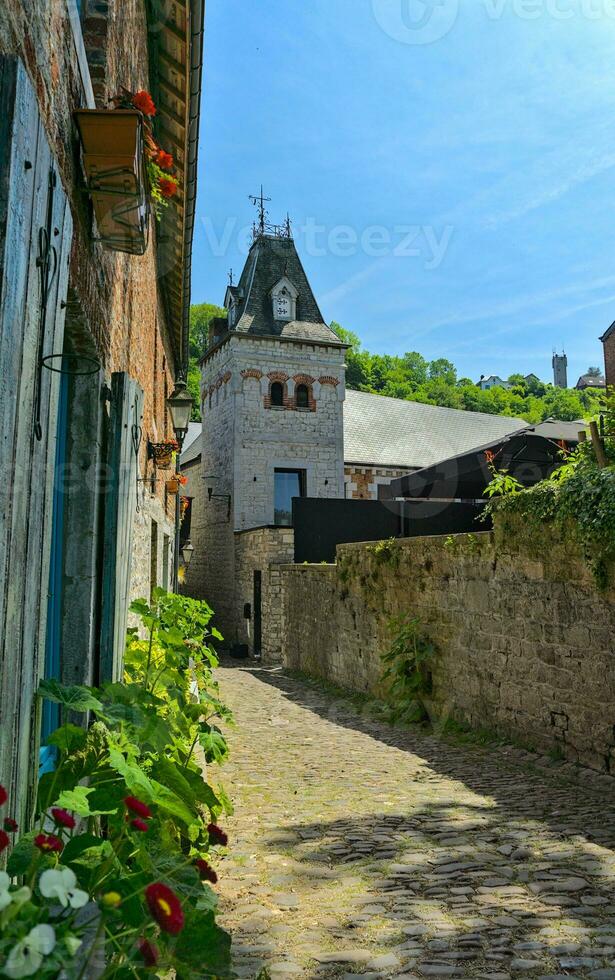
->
279, 523, 615, 775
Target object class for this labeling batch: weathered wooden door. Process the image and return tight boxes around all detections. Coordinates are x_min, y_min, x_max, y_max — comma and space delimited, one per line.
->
99, 372, 144, 682
0, 57, 72, 823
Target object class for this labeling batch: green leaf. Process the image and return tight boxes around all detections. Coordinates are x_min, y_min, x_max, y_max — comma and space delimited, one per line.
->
129, 598, 150, 617
38, 679, 103, 714
6, 832, 36, 876
53, 785, 116, 817
107, 746, 155, 801
173, 908, 232, 976
198, 727, 228, 765
46, 724, 87, 753
196, 883, 218, 913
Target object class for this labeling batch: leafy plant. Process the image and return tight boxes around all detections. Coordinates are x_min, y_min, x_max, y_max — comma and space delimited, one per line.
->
485, 398, 615, 588
380, 615, 437, 724
0, 590, 233, 978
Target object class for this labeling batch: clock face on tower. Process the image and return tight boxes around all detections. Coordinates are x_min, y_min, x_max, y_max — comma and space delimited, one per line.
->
274, 291, 291, 320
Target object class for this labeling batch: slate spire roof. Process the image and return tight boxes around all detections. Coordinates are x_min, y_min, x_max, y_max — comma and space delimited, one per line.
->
224, 233, 344, 346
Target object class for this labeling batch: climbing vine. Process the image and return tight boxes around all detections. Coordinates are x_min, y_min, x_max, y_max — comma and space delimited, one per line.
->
484, 396, 615, 588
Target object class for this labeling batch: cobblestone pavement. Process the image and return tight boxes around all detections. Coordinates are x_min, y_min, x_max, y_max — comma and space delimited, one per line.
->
216, 666, 615, 980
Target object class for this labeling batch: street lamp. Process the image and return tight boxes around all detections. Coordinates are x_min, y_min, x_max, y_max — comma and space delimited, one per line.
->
181, 540, 194, 568
166, 381, 193, 446
166, 380, 193, 593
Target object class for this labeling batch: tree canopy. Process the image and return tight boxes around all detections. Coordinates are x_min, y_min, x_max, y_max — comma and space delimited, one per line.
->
330, 322, 605, 424
186, 307, 605, 424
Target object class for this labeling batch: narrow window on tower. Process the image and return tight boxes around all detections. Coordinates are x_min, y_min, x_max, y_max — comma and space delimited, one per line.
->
270, 381, 285, 406
295, 384, 309, 409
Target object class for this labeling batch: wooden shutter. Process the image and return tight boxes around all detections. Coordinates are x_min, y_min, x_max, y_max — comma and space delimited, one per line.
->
100, 372, 144, 682
0, 57, 72, 821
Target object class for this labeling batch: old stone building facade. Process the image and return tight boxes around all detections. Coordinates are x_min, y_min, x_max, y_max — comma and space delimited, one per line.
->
0, 1, 203, 823
183, 227, 347, 649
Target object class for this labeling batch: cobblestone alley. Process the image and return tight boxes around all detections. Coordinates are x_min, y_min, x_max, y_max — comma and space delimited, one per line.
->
217, 666, 615, 980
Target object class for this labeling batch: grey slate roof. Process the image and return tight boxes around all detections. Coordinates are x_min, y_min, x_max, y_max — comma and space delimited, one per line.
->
182, 391, 527, 472
343, 390, 526, 469
224, 234, 343, 347
180, 431, 203, 467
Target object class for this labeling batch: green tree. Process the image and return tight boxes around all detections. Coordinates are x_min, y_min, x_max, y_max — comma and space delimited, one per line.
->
187, 303, 226, 421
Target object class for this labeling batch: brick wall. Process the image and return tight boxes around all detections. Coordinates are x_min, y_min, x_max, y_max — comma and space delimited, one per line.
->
279, 521, 615, 775
344, 465, 413, 500
1, 0, 177, 595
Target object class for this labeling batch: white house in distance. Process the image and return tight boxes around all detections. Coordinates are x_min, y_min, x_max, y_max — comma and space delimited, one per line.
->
182, 216, 525, 657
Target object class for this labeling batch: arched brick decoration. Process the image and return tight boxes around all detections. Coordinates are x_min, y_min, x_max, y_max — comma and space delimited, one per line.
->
264, 377, 290, 409
241, 369, 263, 380
319, 375, 340, 386
292, 375, 317, 412
293, 373, 315, 385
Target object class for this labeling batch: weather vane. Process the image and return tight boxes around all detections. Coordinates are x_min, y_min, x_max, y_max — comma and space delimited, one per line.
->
249, 185, 272, 236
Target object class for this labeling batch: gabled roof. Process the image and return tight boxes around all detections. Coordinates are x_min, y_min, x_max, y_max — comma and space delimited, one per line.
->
344, 390, 526, 469
601, 320, 615, 343
576, 373, 606, 389
210, 234, 344, 349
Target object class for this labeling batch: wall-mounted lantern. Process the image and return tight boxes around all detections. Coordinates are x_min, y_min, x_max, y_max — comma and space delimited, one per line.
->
181, 541, 194, 568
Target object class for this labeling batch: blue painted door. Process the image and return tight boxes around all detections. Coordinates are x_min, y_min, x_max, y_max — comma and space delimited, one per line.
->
40, 371, 69, 774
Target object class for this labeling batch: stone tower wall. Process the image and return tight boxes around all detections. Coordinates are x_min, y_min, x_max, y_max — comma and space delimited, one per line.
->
194, 333, 346, 647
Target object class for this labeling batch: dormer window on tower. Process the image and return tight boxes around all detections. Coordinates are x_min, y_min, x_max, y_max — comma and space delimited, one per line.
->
271, 277, 298, 322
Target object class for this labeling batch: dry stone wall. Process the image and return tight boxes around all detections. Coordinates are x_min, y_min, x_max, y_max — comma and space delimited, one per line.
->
280, 522, 615, 775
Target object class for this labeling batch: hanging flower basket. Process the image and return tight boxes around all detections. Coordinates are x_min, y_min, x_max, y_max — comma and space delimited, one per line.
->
74, 108, 150, 255
150, 440, 179, 470
166, 478, 179, 495
74, 89, 178, 255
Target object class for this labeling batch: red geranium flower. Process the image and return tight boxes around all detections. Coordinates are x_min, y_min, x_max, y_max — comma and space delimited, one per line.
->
145, 882, 184, 935
159, 177, 177, 199
0, 785, 7, 806
124, 796, 152, 820
207, 823, 228, 847
0, 830, 9, 853
3, 818, 18, 833
132, 90, 156, 117
156, 149, 174, 171
195, 858, 218, 884
51, 807, 76, 829
138, 938, 159, 967
34, 833, 63, 853
131, 818, 149, 833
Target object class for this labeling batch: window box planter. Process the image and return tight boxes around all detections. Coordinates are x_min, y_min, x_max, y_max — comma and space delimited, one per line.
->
74, 109, 150, 255
149, 441, 179, 470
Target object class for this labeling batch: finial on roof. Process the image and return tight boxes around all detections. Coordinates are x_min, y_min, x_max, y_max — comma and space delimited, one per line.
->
228, 268, 234, 286
249, 185, 272, 237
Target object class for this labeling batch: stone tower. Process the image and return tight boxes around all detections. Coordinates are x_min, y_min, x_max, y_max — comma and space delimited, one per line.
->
552, 351, 568, 389
194, 223, 346, 658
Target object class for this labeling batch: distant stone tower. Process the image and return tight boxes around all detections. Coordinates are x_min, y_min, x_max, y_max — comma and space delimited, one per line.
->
552, 351, 568, 389
191, 215, 346, 658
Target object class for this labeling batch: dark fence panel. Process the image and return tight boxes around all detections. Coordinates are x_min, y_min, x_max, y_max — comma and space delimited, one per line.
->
293, 498, 487, 564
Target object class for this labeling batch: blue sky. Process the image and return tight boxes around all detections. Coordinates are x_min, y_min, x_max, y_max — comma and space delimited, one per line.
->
192, 0, 615, 385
